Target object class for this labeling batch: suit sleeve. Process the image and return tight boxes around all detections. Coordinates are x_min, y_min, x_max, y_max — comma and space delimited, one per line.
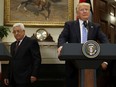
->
58, 22, 70, 47
4, 43, 14, 79
30, 39, 41, 77
96, 24, 109, 43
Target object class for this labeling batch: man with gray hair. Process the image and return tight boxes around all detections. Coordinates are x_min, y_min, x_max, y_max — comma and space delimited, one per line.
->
4, 23, 41, 87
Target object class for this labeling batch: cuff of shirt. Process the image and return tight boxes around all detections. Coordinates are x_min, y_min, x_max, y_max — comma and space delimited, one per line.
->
103, 62, 108, 65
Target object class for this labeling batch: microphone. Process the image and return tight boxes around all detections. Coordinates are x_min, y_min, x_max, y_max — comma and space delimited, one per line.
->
83, 21, 88, 28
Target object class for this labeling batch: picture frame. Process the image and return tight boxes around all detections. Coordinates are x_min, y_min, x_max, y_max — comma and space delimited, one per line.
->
4, 0, 74, 27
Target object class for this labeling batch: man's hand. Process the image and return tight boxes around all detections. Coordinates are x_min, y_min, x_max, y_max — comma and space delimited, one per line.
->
30, 76, 37, 83
57, 46, 63, 56
4, 78, 9, 85
101, 62, 108, 70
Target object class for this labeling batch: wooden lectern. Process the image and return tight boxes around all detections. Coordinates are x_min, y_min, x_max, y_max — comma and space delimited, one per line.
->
0, 42, 11, 80
59, 43, 116, 87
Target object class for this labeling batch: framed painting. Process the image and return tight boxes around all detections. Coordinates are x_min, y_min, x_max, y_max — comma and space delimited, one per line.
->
4, 0, 74, 27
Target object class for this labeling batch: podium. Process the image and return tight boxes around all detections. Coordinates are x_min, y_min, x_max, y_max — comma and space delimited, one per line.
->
59, 43, 116, 87
0, 42, 11, 80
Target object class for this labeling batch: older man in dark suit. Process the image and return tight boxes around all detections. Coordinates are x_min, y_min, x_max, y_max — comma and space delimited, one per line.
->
57, 2, 109, 87
4, 23, 41, 87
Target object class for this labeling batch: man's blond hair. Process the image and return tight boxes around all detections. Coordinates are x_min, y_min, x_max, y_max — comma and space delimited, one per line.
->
76, 2, 90, 12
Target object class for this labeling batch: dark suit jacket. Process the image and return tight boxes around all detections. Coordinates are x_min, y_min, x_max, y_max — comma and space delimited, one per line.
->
58, 20, 109, 87
108, 61, 116, 76
58, 20, 109, 47
8, 36, 41, 84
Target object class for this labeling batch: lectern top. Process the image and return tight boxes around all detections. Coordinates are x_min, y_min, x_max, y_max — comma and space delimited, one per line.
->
59, 43, 116, 60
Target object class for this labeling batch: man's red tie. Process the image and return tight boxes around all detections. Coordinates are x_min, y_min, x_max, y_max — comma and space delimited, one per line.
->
15, 41, 20, 52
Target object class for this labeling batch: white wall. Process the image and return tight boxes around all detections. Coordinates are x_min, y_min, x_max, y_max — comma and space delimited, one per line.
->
0, 0, 78, 43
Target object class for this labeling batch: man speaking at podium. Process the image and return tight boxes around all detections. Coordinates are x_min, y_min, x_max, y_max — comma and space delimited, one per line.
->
57, 2, 109, 87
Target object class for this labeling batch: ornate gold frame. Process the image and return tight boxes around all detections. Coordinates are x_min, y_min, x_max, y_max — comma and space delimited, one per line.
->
4, 0, 74, 27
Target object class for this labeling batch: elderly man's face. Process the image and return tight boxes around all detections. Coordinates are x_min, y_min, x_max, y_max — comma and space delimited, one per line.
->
77, 5, 90, 21
12, 26, 25, 41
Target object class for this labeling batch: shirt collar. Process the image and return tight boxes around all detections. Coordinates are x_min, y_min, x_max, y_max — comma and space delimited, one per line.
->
16, 35, 25, 45
79, 19, 88, 26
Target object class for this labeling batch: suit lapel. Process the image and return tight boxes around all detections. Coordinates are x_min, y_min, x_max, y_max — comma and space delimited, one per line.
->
88, 22, 94, 40
14, 36, 27, 56
11, 42, 17, 57
74, 20, 81, 42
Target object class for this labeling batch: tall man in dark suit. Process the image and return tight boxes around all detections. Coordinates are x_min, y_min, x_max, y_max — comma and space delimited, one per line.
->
4, 23, 41, 87
57, 2, 109, 87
